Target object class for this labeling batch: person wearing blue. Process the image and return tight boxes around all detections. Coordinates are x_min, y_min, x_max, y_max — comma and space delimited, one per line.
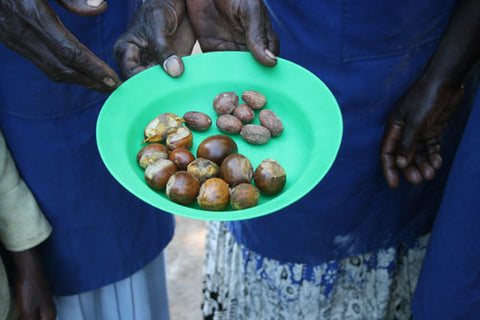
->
184, 0, 479, 318
0, 0, 195, 319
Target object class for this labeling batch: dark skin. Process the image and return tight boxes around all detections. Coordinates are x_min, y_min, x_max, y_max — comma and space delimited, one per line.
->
186, 0, 279, 67
10, 247, 56, 320
114, 0, 196, 80
381, 0, 480, 188
0, 0, 120, 93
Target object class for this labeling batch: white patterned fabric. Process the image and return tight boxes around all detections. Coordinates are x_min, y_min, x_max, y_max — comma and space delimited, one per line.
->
203, 222, 429, 320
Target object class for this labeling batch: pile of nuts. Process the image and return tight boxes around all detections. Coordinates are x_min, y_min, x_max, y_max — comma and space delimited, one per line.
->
135, 90, 287, 211
213, 90, 284, 145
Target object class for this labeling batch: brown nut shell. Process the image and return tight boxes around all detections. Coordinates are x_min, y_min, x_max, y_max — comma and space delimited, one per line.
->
220, 154, 254, 186
254, 159, 286, 195
196, 135, 238, 165
197, 178, 230, 211
169, 148, 195, 170
241, 90, 266, 110
166, 127, 193, 150
144, 159, 177, 191
240, 124, 271, 145
259, 109, 284, 137
183, 111, 212, 132
233, 103, 255, 124
213, 92, 239, 115
136, 143, 169, 170
230, 183, 260, 210
166, 172, 200, 205
143, 113, 184, 143
187, 158, 220, 184
216, 114, 243, 134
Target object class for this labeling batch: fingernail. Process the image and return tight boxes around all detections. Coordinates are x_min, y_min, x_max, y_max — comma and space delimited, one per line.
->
265, 49, 276, 60
163, 56, 183, 78
87, 0, 104, 7
103, 77, 117, 87
396, 156, 407, 168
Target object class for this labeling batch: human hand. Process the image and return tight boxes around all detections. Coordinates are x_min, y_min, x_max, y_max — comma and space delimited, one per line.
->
186, 0, 279, 66
11, 248, 56, 320
381, 76, 463, 188
114, 0, 195, 79
0, 0, 120, 93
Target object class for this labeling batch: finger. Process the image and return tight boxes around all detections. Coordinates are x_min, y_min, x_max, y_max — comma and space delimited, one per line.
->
39, 10, 120, 88
395, 117, 421, 169
55, 0, 107, 16
243, 4, 277, 66
425, 137, 443, 170
114, 40, 147, 79
264, 9, 280, 56
413, 153, 435, 181
402, 165, 423, 185
380, 122, 403, 188
10, 31, 117, 93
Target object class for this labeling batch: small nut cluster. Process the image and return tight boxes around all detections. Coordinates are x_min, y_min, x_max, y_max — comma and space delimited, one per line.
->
212, 90, 284, 145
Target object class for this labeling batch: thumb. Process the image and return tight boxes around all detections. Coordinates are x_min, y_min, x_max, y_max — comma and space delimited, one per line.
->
55, 0, 107, 16
395, 118, 421, 168
243, 4, 277, 66
152, 34, 184, 78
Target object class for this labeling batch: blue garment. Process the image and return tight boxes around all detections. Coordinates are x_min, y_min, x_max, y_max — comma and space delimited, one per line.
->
0, 1, 174, 295
228, 0, 468, 264
412, 65, 480, 319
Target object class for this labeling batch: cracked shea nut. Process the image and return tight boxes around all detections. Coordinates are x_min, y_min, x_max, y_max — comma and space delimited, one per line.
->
136, 143, 169, 170
230, 183, 260, 210
197, 178, 230, 211
242, 90, 266, 110
143, 112, 184, 143
183, 111, 212, 132
220, 154, 254, 186
144, 159, 177, 191
216, 114, 243, 134
213, 92, 239, 115
233, 103, 255, 124
259, 109, 284, 137
166, 127, 193, 150
254, 159, 286, 195
187, 158, 220, 184
240, 124, 271, 145
166, 172, 200, 205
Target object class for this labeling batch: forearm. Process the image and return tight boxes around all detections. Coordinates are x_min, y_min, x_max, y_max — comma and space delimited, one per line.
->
9, 246, 42, 278
424, 0, 480, 87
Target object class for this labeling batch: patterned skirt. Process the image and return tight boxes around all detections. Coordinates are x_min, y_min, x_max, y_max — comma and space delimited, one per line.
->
203, 222, 429, 320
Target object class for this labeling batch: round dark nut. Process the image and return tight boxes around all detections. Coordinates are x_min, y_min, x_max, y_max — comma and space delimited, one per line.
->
136, 143, 169, 170
240, 124, 271, 145
197, 178, 230, 211
259, 109, 284, 137
254, 159, 286, 195
187, 158, 220, 184
241, 90, 266, 110
197, 135, 238, 165
166, 172, 200, 205
144, 159, 177, 191
213, 92, 239, 115
183, 111, 212, 132
233, 103, 255, 124
169, 148, 195, 170
216, 114, 243, 134
220, 154, 254, 186
230, 183, 260, 210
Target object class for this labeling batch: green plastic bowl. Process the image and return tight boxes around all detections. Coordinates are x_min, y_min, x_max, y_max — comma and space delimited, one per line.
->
96, 51, 342, 221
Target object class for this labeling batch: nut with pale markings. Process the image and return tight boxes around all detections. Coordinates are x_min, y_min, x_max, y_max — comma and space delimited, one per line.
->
240, 124, 271, 145
259, 109, 284, 137
216, 114, 243, 134
143, 113, 184, 143
213, 92, 239, 115
166, 127, 193, 150
183, 111, 212, 132
242, 90, 266, 110
136, 143, 169, 170
233, 103, 255, 124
